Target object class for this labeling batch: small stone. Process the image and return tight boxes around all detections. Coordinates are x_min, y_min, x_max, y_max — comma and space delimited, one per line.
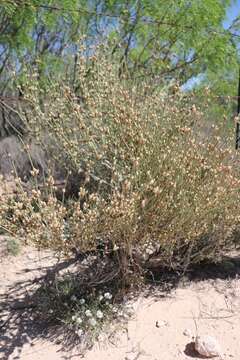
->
195, 335, 222, 358
125, 353, 139, 360
183, 328, 192, 337
27, 252, 36, 260
125, 305, 135, 316
155, 320, 168, 328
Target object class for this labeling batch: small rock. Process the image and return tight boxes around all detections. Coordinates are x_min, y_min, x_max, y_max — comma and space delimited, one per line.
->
125, 353, 139, 360
195, 335, 222, 358
155, 320, 168, 328
27, 252, 36, 260
125, 304, 135, 316
183, 328, 192, 337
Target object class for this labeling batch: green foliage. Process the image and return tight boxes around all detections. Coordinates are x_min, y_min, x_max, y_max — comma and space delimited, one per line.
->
6, 236, 21, 256
35, 271, 131, 346
0, 0, 239, 94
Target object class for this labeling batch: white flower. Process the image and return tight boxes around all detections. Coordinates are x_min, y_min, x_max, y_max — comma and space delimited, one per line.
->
71, 295, 77, 302
72, 315, 77, 321
76, 317, 82, 325
79, 298, 85, 305
104, 292, 112, 300
88, 318, 97, 326
96, 310, 103, 319
85, 309, 92, 317
75, 328, 83, 337
99, 295, 104, 301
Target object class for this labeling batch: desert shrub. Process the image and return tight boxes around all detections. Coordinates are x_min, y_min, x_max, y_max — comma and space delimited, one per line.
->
6, 236, 21, 256
17, 47, 146, 197
1, 46, 240, 275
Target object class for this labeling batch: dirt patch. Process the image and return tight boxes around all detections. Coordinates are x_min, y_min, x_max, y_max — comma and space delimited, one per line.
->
0, 238, 239, 360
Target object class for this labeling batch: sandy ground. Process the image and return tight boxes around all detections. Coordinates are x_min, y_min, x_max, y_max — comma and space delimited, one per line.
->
0, 237, 240, 360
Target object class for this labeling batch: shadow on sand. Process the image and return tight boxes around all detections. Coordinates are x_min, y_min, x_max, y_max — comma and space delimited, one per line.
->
0, 251, 239, 360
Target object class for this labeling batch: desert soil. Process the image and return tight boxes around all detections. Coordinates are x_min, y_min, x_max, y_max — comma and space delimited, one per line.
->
0, 237, 239, 360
